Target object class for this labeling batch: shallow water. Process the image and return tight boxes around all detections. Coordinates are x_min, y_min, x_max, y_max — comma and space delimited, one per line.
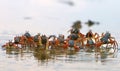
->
0, 0, 120, 71
0, 46, 120, 71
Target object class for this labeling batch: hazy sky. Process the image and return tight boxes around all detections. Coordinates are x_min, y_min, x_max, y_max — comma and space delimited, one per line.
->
0, 0, 120, 39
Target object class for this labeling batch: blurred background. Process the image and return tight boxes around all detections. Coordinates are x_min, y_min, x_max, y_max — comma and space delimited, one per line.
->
0, 0, 120, 42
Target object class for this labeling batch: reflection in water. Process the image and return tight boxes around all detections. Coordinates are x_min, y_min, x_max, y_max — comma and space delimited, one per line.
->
33, 47, 51, 64
4, 46, 118, 64
0, 46, 119, 71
